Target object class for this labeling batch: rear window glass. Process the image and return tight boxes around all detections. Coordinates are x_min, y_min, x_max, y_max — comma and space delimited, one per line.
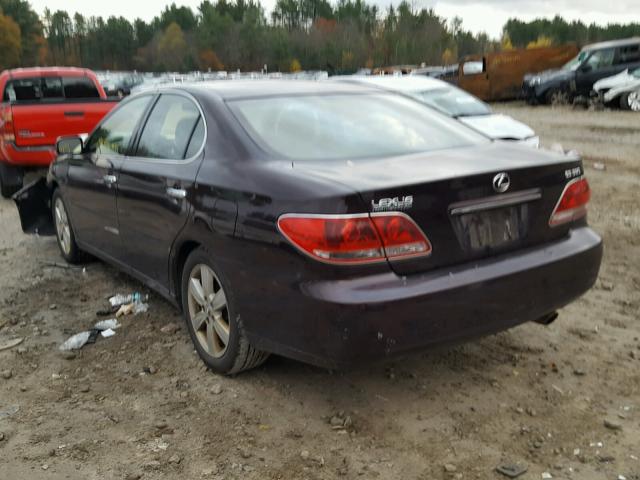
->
62, 77, 100, 98
229, 94, 484, 161
414, 87, 491, 117
3, 76, 99, 102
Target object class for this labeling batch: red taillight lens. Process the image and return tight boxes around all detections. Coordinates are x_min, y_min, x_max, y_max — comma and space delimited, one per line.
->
278, 213, 431, 264
549, 177, 591, 227
371, 214, 432, 259
2, 109, 14, 142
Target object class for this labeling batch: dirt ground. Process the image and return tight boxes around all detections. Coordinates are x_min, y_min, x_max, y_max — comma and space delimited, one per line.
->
0, 104, 639, 480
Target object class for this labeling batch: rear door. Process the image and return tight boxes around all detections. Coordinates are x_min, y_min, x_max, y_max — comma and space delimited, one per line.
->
65, 95, 154, 258
116, 93, 206, 288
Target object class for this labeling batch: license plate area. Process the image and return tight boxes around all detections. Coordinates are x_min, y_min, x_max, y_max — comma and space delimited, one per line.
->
452, 205, 529, 251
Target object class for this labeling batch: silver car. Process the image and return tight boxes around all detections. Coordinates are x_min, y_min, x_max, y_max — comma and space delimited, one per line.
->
335, 75, 540, 147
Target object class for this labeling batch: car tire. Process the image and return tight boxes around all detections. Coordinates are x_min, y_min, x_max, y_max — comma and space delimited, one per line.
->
545, 88, 570, 106
52, 189, 86, 264
181, 248, 269, 375
0, 163, 23, 199
620, 91, 640, 112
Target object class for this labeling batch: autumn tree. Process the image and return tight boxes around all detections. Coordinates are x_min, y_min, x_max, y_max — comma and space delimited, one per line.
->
0, 13, 21, 68
158, 22, 189, 71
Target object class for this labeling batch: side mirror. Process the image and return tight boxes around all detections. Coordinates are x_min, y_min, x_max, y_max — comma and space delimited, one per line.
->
56, 136, 84, 155
580, 64, 593, 73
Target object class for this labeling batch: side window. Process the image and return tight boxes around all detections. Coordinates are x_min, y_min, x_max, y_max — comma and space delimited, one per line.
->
4, 78, 41, 102
86, 96, 152, 156
184, 117, 205, 158
63, 77, 100, 99
618, 45, 640, 64
135, 95, 202, 160
586, 48, 615, 69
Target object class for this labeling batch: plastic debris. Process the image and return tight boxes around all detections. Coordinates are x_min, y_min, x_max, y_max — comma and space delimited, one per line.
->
109, 292, 148, 308
101, 328, 116, 338
541, 473, 553, 479
116, 301, 148, 317
0, 337, 24, 352
0, 405, 19, 419
59, 332, 91, 351
94, 319, 120, 331
496, 464, 528, 478
593, 162, 606, 171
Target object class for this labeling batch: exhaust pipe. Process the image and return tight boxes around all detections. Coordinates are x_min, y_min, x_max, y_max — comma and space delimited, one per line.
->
533, 311, 558, 326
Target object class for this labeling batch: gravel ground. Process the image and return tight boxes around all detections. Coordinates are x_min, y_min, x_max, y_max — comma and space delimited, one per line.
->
0, 104, 639, 480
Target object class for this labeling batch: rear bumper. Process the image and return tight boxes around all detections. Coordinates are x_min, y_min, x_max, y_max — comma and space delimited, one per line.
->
248, 227, 602, 368
0, 141, 55, 167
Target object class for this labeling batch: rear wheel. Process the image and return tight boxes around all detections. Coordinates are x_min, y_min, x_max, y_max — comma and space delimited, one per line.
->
181, 248, 269, 375
52, 190, 86, 264
0, 163, 23, 199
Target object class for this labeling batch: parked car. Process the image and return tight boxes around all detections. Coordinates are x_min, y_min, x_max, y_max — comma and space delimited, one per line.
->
458, 44, 579, 101
14, 81, 602, 374
523, 37, 640, 105
0, 67, 118, 197
336, 75, 539, 146
593, 67, 640, 110
101, 72, 144, 98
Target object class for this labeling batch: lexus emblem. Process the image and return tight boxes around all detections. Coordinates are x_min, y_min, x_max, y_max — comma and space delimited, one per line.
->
492, 172, 510, 193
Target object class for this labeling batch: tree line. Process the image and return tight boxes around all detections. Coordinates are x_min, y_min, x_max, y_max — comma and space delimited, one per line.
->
0, 0, 639, 73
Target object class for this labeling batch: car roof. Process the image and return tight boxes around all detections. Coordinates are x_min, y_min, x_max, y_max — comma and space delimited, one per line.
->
152, 79, 384, 100
332, 75, 449, 93
2, 67, 94, 79
583, 37, 640, 51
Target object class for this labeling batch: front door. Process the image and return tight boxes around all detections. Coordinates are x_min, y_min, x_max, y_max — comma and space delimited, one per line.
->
575, 48, 618, 95
116, 93, 206, 288
64, 95, 154, 258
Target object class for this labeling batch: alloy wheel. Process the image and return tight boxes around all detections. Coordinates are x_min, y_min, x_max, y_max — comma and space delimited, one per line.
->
187, 264, 230, 358
629, 91, 640, 112
54, 197, 72, 255
550, 90, 569, 106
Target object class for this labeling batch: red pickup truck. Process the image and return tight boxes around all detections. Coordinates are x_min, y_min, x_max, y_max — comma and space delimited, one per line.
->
0, 67, 118, 197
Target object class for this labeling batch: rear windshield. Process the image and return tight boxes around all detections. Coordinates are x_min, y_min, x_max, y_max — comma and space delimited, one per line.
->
3, 76, 99, 102
413, 87, 491, 117
229, 93, 485, 161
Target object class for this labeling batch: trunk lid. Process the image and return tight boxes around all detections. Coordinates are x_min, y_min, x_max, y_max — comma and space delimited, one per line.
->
294, 143, 584, 275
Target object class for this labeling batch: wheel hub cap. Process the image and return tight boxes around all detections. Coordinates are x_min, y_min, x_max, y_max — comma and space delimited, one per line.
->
187, 264, 230, 358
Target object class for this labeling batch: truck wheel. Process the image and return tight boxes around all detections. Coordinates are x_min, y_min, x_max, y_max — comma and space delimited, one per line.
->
181, 248, 269, 375
0, 163, 23, 199
52, 189, 86, 264
545, 88, 570, 106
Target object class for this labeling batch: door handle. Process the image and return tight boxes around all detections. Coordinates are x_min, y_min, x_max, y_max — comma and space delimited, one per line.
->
64, 111, 85, 117
166, 187, 187, 199
103, 174, 117, 185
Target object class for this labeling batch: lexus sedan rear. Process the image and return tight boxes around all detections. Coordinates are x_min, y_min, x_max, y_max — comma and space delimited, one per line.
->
15, 80, 602, 374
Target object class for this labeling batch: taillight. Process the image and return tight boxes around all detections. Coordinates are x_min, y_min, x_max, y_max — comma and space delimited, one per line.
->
277, 213, 431, 265
2, 109, 14, 142
549, 177, 591, 227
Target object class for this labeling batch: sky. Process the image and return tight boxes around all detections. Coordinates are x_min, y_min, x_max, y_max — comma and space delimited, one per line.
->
27, 0, 640, 39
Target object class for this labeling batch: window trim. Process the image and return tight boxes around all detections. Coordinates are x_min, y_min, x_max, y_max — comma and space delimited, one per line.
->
128, 90, 207, 164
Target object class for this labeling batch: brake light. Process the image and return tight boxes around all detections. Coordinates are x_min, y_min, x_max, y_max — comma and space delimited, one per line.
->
549, 177, 591, 227
277, 213, 431, 264
2, 109, 14, 142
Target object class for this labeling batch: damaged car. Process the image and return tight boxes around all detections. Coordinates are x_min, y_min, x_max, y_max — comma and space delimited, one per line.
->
593, 67, 640, 111
14, 81, 602, 374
